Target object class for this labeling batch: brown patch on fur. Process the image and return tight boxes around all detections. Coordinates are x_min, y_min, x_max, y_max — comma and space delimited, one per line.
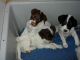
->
39, 29, 53, 42
30, 8, 47, 26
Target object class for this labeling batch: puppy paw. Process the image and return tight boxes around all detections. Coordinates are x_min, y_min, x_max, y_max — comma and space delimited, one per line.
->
26, 50, 32, 53
63, 43, 68, 48
57, 45, 63, 49
51, 43, 63, 49
18, 58, 23, 60
21, 59, 23, 60
75, 42, 80, 46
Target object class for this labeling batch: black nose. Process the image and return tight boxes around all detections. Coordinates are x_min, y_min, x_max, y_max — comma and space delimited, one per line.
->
64, 29, 67, 32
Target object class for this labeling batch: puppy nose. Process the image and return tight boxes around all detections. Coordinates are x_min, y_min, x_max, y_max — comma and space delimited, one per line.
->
64, 29, 67, 32
32, 20, 36, 23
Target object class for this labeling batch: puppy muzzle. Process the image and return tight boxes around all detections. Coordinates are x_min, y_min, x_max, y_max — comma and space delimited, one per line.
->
31, 20, 37, 26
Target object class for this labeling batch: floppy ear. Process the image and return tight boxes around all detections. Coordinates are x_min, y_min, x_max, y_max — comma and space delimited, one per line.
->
39, 29, 53, 41
69, 16, 77, 27
58, 15, 67, 24
67, 16, 77, 29
40, 12, 47, 23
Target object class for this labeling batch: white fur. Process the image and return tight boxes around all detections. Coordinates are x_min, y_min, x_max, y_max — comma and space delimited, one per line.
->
16, 20, 62, 60
58, 15, 79, 48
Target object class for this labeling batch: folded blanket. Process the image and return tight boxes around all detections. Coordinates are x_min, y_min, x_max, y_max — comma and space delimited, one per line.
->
21, 30, 80, 60
17, 25, 80, 60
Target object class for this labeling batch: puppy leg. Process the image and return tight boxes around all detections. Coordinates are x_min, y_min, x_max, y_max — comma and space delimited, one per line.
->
17, 45, 23, 60
71, 30, 79, 46
37, 43, 62, 49
50, 43, 62, 49
59, 32, 68, 48
76, 47, 80, 60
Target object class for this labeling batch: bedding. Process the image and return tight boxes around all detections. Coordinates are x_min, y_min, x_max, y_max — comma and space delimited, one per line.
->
19, 27, 80, 60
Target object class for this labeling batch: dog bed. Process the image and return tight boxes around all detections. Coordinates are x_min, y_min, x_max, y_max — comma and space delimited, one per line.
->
20, 28, 80, 60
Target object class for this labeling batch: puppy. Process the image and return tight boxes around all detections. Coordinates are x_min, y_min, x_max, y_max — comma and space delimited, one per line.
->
58, 14, 79, 48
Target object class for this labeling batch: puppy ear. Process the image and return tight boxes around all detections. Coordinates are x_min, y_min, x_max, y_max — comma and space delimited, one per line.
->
39, 29, 53, 41
40, 12, 47, 23
67, 16, 77, 29
58, 15, 67, 24
69, 16, 77, 27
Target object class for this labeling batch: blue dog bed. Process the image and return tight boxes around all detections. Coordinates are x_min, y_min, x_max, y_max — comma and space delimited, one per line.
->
20, 29, 80, 60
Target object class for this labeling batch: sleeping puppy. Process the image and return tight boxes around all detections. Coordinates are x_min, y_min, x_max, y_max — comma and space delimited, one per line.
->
16, 8, 62, 60
58, 14, 79, 48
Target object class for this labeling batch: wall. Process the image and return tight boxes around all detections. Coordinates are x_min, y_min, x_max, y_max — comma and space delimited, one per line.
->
8, 0, 80, 2
0, 2, 5, 49
6, 7, 17, 60
11, 1, 80, 31
0, 0, 4, 2
2, 0, 80, 4
0, 2, 5, 60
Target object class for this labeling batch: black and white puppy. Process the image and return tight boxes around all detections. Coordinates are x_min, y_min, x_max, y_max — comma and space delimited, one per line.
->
58, 14, 79, 48
16, 9, 62, 60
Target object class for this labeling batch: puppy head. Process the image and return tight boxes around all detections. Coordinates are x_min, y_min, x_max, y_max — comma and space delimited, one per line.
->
58, 14, 77, 33
30, 8, 47, 27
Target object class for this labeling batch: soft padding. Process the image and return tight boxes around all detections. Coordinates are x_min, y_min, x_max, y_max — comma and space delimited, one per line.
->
21, 30, 80, 60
